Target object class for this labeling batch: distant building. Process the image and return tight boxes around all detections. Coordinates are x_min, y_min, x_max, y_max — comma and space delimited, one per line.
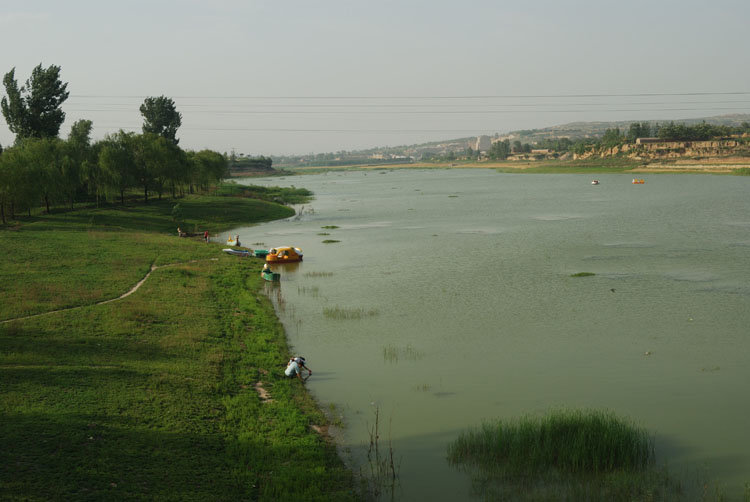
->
475, 135, 491, 153
635, 137, 661, 145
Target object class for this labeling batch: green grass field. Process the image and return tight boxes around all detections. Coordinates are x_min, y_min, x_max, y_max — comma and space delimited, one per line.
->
1, 188, 356, 501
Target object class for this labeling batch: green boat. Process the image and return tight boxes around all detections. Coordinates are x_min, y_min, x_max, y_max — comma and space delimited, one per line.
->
261, 270, 280, 282
254, 249, 270, 258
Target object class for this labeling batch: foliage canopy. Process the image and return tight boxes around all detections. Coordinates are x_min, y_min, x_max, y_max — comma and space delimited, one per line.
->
1, 64, 70, 141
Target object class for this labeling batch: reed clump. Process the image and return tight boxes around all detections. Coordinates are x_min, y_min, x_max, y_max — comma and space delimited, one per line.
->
448, 409, 653, 477
571, 272, 596, 277
304, 271, 333, 278
323, 306, 379, 320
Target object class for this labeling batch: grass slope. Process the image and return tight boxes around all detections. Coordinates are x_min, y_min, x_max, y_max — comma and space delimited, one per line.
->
0, 188, 355, 501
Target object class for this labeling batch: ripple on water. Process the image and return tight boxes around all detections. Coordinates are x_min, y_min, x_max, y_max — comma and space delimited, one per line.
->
663, 270, 718, 283
339, 221, 392, 230
582, 255, 627, 261
602, 242, 655, 249
531, 214, 583, 221
696, 285, 750, 296
455, 228, 504, 235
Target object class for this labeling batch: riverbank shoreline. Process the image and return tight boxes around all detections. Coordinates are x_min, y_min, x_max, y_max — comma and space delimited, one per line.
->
274, 157, 750, 175
0, 189, 356, 500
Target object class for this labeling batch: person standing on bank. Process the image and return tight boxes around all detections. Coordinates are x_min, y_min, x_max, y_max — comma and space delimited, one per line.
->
284, 356, 312, 382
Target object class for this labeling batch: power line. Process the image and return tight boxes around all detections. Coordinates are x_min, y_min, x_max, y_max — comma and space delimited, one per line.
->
68, 91, 750, 100
67, 106, 750, 115
63, 100, 750, 109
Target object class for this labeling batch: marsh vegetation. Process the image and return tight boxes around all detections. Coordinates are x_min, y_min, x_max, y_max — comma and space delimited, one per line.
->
445, 409, 697, 500
323, 306, 379, 320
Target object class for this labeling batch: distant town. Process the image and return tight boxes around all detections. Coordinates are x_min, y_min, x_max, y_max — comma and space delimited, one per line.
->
226, 113, 750, 172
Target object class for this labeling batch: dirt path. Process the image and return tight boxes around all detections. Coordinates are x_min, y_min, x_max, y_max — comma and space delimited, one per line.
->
1, 258, 218, 325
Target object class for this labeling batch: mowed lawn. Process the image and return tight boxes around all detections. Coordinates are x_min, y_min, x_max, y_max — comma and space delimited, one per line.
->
0, 194, 356, 501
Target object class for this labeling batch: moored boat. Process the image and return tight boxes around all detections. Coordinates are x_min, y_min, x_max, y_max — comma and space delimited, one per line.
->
266, 246, 303, 263
222, 248, 251, 257
261, 270, 281, 281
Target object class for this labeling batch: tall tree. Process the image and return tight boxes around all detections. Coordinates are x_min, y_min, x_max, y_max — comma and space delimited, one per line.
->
489, 139, 510, 160
98, 131, 136, 206
140, 96, 182, 145
64, 119, 94, 209
1, 64, 70, 141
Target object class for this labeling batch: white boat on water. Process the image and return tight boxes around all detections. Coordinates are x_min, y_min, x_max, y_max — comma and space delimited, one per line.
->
222, 248, 250, 257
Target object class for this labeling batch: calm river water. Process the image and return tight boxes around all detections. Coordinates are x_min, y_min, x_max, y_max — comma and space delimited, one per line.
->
234, 169, 750, 500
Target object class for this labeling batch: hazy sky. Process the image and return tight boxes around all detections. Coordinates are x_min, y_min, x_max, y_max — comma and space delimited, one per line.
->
2, 0, 749, 155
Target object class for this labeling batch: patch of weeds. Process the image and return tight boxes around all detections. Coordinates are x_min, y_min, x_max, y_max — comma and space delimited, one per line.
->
383, 344, 423, 363
362, 405, 399, 500
446, 409, 680, 501
322, 239, 341, 244
324, 306, 379, 320
321, 225, 339, 229
297, 285, 320, 297
383, 345, 399, 363
304, 271, 333, 278
571, 272, 596, 277
318, 232, 331, 236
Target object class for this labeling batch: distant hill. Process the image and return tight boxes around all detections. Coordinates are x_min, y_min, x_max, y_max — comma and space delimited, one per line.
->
510, 113, 750, 143
273, 114, 750, 167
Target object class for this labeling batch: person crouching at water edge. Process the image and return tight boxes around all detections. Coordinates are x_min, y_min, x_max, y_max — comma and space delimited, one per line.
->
285, 356, 312, 382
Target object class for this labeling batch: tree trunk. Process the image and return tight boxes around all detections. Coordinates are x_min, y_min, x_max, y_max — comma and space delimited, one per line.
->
1, 199, 5, 225
120, 189, 125, 206
10, 201, 15, 219
144, 185, 148, 203
70, 196, 74, 210
44, 195, 50, 214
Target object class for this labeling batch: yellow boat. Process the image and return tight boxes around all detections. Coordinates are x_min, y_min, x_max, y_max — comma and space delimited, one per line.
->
266, 246, 303, 263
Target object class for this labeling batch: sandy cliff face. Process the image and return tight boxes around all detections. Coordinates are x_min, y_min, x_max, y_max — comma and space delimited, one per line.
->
574, 139, 749, 161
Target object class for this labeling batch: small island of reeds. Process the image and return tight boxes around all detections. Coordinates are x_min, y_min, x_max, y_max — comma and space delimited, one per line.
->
447, 409, 686, 500
570, 271, 596, 277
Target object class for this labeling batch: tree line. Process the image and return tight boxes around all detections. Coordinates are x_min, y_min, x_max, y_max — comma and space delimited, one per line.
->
0, 63, 228, 223
577, 121, 750, 154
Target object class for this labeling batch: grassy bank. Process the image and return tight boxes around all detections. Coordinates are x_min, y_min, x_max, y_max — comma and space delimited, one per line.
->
0, 187, 356, 500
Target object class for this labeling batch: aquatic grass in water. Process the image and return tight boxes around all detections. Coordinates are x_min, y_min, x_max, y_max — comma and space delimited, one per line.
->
297, 285, 320, 297
322, 239, 340, 244
448, 409, 653, 476
383, 344, 423, 363
323, 306, 379, 320
304, 271, 333, 278
571, 272, 596, 277
321, 225, 339, 229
